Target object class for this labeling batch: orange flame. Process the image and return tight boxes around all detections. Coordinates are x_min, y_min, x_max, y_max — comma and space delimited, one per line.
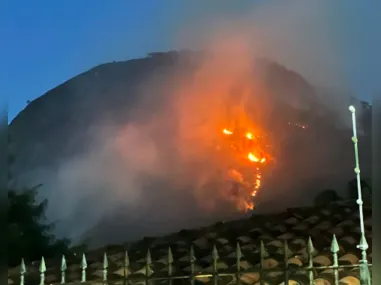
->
219, 122, 272, 211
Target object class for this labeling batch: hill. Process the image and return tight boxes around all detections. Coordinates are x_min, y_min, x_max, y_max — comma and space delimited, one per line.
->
8, 51, 372, 246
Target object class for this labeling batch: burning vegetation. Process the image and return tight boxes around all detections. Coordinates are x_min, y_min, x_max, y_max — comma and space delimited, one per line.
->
215, 117, 274, 212
210, 104, 312, 212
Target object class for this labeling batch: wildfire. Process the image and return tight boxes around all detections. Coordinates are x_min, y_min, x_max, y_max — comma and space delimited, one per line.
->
218, 125, 272, 211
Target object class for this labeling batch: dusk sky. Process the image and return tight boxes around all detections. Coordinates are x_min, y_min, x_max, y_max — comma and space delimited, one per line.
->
3, 1, 380, 122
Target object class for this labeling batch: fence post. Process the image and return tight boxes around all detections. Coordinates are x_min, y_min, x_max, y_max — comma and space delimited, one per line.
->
81, 253, 87, 283
307, 237, 314, 285
167, 247, 174, 285
330, 235, 339, 285
189, 245, 196, 285
212, 244, 219, 285
60, 255, 66, 284
145, 249, 152, 285
259, 240, 266, 285
283, 240, 289, 285
124, 250, 130, 285
103, 252, 108, 284
39, 257, 46, 285
20, 258, 26, 285
235, 242, 242, 285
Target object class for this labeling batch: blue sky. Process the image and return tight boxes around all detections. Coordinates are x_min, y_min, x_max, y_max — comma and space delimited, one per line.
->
2, 1, 380, 122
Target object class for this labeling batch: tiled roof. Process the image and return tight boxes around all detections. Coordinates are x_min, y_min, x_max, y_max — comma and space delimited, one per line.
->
8, 202, 372, 285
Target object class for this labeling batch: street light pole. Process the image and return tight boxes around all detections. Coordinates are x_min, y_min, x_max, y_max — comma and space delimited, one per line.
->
348, 105, 371, 285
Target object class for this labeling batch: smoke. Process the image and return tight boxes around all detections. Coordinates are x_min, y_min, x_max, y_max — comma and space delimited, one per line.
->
178, 1, 343, 85
20, 0, 371, 247
176, 0, 368, 128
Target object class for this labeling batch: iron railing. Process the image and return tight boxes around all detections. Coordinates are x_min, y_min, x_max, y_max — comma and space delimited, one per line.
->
14, 234, 372, 285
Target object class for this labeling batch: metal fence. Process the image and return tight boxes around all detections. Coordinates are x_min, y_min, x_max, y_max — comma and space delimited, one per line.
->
16, 234, 372, 285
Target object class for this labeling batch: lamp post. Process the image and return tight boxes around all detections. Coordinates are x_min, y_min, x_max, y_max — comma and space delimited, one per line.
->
348, 105, 371, 285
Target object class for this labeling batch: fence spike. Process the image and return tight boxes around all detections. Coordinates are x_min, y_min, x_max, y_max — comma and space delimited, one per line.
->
124, 250, 130, 267
283, 240, 290, 258
20, 258, 26, 273
212, 245, 219, 285
81, 253, 87, 268
259, 240, 267, 261
60, 255, 67, 284
145, 249, 153, 279
330, 235, 339, 285
330, 234, 340, 254
167, 247, 174, 271
189, 245, 196, 285
358, 233, 371, 285
259, 241, 266, 285
235, 242, 242, 285
39, 256, 46, 273
307, 236, 315, 255
61, 255, 67, 271
167, 247, 174, 285
168, 246, 174, 265
103, 252, 108, 282
212, 244, 219, 261
81, 253, 87, 283
146, 249, 152, 265
236, 242, 242, 263
124, 250, 130, 280
39, 257, 46, 285
260, 240, 265, 262
307, 237, 314, 285
212, 244, 219, 274
283, 240, 289, 284
20, 258, 26, 285
103, 252, 109, 268
190, 245, 196, 263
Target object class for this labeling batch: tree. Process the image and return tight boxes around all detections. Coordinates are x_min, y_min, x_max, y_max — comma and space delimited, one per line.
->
314, 189, 342, 207
7, 134, 70, 266
7, 186, 71, 266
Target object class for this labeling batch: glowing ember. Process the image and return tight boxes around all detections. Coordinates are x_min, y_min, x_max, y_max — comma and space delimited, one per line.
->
247, 152, 266, 163
217, 123, 273, 211
246, 132, 253, 140
223, 128, 233, 135
288, 122, 308, 129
